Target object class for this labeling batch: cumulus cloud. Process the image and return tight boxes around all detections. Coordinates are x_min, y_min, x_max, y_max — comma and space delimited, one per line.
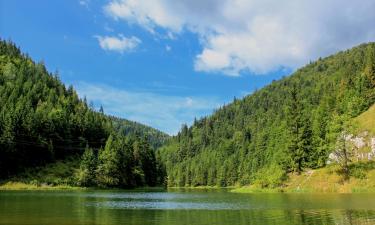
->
95, 34, 141, 53
104, 0, 375, 75
74, 82, 221, 134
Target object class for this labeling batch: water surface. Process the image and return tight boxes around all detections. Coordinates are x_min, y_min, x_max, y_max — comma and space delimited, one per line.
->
1, 189, 375, 225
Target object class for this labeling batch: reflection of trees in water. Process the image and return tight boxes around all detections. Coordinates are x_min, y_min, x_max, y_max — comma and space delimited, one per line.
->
346, 210, 354, 225
280, 209, 375, 225
329, 210, 375, 225
294, 209, 334, 225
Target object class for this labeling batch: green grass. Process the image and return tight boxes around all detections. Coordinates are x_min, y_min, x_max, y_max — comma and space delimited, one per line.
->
231, 161, 375, 194
168, 186, 227, 190
0, 158, 167, 191
0, 181, 83, 190
0, 156, 80, 189
354, 103, 375, 135
231, 186, 283, 193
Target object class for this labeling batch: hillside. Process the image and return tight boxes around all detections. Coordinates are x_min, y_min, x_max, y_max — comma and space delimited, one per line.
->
159, 43, 375, 188
355, 103, 375, 135
0, 40, 164, 187
0, 40, 108, 178
232, 161, 375, 193
110, 116, 169, 149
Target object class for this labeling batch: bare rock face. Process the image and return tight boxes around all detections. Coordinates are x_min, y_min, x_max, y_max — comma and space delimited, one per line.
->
327, 152, 339, 164
350, 136, 366, 149
371, 138, 375, 157
327, 132, 375, 164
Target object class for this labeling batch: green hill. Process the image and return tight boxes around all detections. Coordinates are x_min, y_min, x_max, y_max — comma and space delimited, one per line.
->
159, 43, 375, 188
110, 116, 169, 149
0, 40, 108, 178
0, 40, 166, 188
355, 103, 375, 135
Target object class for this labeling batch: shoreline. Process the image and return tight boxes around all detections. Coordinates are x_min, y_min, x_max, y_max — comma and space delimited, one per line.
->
0, 181, 85, 191
0, 182, 168, 191
230, 186, 375, 194
2, 182, 375, 193
2, 162, 375, 193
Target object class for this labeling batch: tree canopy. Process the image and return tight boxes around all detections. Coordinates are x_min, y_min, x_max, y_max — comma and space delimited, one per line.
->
0, 40, 166, 187
158, 42, 375, 187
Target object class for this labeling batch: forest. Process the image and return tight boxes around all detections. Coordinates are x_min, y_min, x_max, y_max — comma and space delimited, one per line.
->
1, 39, 374, 189
158, 43, 375, 188
0, 40, 167, 188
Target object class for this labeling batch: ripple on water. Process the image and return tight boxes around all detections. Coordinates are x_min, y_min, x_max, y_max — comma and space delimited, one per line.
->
87, 201, 245, 210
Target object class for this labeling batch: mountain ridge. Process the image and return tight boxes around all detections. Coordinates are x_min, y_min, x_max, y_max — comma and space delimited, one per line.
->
0, 39, 166, 187
159, 42, 375, 188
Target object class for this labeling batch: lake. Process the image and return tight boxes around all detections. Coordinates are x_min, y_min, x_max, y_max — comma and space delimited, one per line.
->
1, 189, 375, 225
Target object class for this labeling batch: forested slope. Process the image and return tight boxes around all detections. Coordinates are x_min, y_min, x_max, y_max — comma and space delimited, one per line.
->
354, 103, 375, 135
0, 40, 166, 187
0, 40, 108, 178
159, 43, 375, 187
110, 116, 170, 149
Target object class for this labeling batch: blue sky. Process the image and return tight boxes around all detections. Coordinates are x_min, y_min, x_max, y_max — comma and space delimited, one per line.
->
1, 0, 374, 134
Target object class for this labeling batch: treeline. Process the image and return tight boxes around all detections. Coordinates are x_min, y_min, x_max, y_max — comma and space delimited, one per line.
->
159, 43, 375, 188
0, 40, 165, 187
110, 116, 170, 149
0, 40, 108, 178
77, 133, 165, 187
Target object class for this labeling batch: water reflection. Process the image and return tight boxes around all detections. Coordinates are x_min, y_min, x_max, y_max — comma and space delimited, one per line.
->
1, 190, 375, 225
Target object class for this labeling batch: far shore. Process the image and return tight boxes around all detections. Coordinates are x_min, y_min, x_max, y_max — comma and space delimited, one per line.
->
2, 162, 375, 193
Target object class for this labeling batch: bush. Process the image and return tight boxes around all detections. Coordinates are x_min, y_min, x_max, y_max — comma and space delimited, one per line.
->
348, 161, 375, 179
253, 163, 287, 188
350, 169, 367, 179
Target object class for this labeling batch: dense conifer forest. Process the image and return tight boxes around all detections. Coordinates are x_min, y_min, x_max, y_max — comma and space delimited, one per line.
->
158, 43, 375, 187
110, 116, 170, 149
0, 40, 168, 187
1, 39, 374, 189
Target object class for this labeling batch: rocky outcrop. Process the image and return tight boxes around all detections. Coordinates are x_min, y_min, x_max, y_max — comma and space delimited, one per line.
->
327, 132, 375, 164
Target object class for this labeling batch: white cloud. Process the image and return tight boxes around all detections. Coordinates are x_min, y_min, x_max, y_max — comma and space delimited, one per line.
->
79, 0, 90, 8
104, 0, 375, 75
104, 0, 183, 33
195, 49, 233, 75
95, 34, 141, 53
74, 82, 221, 135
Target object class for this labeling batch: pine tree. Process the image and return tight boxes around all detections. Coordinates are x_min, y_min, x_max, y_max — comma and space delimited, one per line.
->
76, 146, 97, 186
97, 134, 121, 187
286, 85, 306, 173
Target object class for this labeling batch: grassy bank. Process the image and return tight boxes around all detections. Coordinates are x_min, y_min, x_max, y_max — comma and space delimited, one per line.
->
0, 157, 80, 190
0, 182, 166, 191
354, 104, 375, 135
232, 161, 375, 193
0, 157, 166, 191
167, 186, 228, 190
0, 181, 84, 190
2, 157, 375, 193
0, 157, 81, 190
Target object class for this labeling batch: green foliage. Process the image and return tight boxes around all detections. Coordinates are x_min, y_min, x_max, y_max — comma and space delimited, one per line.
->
349, 161, 375, 179
111, 116, 169, 149
327, 113, 358, 180
94, 133, 159, 188
76, 146, 97, 186
159, 42, 375, 187
354, 104, 375, 135
253, 163, 287, 188
4, 157, 80, 186
97, 134, 129, 187
0, 39, 110, 178
0, 40, 164, 188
